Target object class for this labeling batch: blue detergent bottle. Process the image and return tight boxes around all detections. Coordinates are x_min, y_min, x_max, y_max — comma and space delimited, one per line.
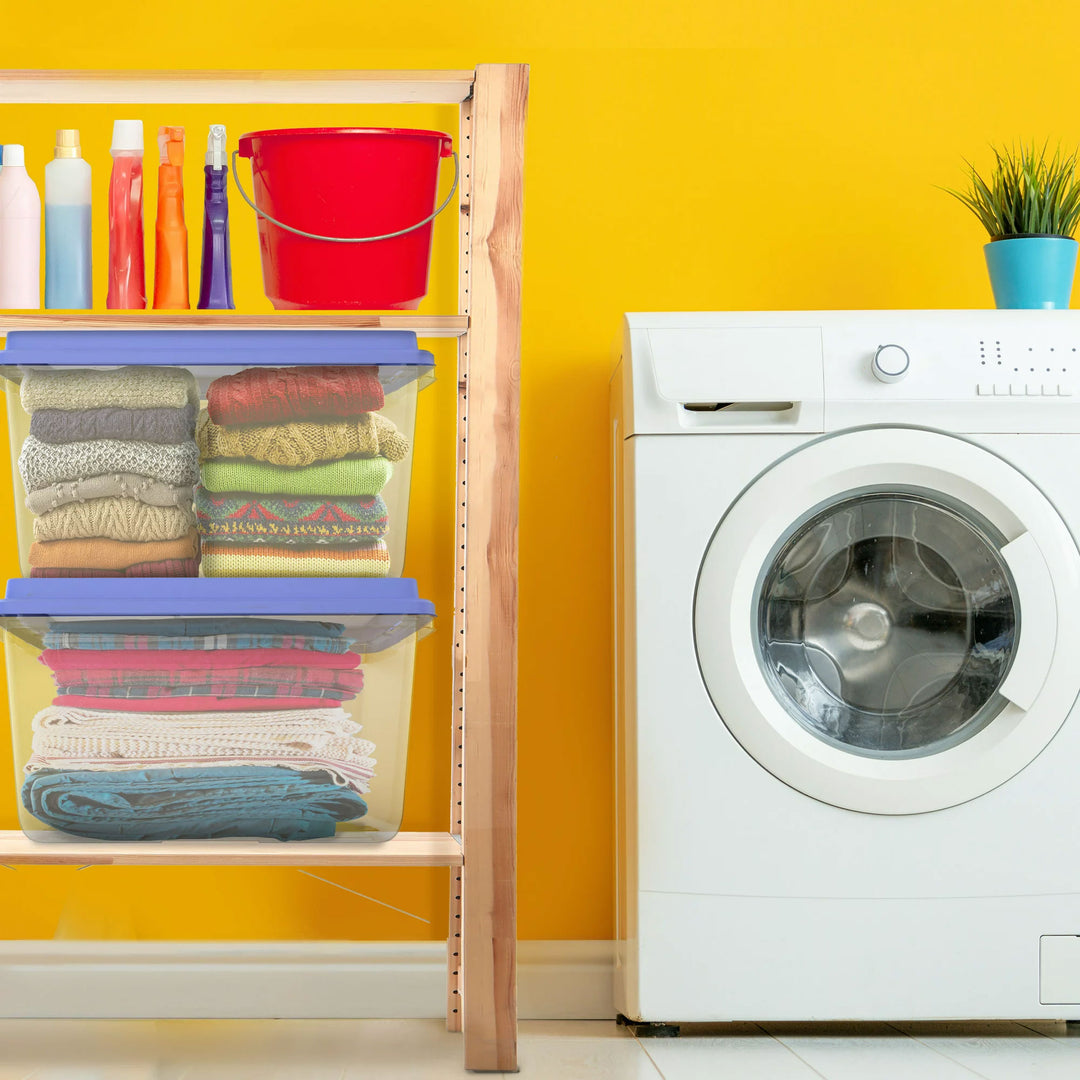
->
44, 129, 92, 310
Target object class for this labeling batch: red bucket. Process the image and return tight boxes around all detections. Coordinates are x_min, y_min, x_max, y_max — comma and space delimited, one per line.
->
234, 127, 455, 310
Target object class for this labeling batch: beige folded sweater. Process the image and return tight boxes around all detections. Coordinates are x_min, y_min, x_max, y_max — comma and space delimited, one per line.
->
28, 530, 200, 570
20, 366, 199, 413
33, 498, 196, 543
25, 475, 195, 515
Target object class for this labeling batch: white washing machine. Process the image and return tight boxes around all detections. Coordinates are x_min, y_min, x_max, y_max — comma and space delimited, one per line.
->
612, 310, 1080, 1024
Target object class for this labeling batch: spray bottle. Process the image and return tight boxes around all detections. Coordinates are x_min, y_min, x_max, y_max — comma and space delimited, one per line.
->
106, 120, 146, 310
153, 126, 189, 310
44, 129, 92, 309
198, 124, 234, 310
0, 145, 42, 310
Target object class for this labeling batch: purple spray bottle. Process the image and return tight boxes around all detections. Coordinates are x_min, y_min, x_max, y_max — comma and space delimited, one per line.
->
197, 124, 234, 310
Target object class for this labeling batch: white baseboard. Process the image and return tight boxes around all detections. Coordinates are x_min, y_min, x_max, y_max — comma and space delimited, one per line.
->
0, 940, 615, 1020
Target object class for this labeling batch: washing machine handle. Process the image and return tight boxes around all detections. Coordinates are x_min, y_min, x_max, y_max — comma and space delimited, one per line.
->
998, 532, 1056, 712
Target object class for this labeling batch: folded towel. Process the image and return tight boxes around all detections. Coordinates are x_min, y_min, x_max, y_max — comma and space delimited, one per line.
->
28, 531, 199, 571
201, 541, 390, 578
55, 694, 348, 711
27, 705, 377, 793
31, 559, 199, 579
197, 411, 408, 467
34, 499, 196, 543
42, 629, 351, 653
206, 365, 384, 425
26, 475, 195, 515
30, 404, 198, 445
200, 456, 392, 497
19, 436, 200, 491
20, 366, 199, 412
48, 618, 345, 638
21, 766, 368, 842
42, 647, 361, 672
51, 665, 364, 692
195, 489, 389, 545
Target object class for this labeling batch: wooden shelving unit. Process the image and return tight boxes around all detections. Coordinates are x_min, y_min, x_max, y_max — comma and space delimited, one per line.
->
0, 63, 526, 1073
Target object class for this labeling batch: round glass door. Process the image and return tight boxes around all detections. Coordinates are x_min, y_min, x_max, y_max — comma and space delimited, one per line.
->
757, 492, 1017, 759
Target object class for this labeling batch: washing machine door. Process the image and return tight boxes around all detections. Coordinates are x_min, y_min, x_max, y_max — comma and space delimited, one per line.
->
694, 427, 1080, 814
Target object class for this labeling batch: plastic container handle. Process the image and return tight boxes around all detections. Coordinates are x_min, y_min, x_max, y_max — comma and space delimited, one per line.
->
230, 150, 459, 244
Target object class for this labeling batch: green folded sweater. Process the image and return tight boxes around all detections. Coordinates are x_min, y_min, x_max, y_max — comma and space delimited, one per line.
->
200, 456, 393, 497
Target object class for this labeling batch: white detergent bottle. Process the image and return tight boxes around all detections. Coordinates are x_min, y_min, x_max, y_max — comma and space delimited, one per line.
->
0, 144, 42, 309
44, 129, 92, 309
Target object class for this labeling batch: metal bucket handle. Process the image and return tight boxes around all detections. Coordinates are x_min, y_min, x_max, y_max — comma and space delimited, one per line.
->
230, 149, 460, 244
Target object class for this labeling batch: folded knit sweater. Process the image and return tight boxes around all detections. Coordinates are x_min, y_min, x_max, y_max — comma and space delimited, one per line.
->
195, 488, 388, 544
196, 410, 408, 467
33, 498, 196, 543
31, 559, 199, 579
20, 366, 199, 412
201, 540, 390, 578
28, 530, 200, 571
206, 365, 384, 425
19, 436, 200, 491
26, 475, 195, 514
199, 456, 392, 497
31, 404, 198, 445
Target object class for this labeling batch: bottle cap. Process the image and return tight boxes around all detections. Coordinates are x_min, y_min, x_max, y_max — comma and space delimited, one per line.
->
54, 129, 81, 159
206, 124, 227, 169
111, 119, 143, 153
158, 126, 184, 166
3, 144, 25, 167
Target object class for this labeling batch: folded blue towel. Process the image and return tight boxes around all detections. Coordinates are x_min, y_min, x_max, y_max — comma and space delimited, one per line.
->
22, 766, 367, 842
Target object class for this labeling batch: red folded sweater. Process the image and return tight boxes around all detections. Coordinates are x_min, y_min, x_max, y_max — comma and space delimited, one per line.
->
207, 366, 385, 425
41, 648, 362, 672
53, 695, 341, 712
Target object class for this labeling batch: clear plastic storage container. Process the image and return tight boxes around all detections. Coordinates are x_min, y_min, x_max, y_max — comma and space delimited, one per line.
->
0, 330, 434, 579
0, 578, 434, 843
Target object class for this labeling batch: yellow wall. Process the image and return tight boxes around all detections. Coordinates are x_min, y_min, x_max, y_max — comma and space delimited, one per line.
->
1, 2, 1077, 943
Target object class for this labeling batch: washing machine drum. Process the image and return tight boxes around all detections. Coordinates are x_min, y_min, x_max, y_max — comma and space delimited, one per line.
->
694, 428, 1080, 815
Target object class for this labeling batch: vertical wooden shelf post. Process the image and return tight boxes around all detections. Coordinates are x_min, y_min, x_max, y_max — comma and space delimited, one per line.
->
457, 62, 528, 1073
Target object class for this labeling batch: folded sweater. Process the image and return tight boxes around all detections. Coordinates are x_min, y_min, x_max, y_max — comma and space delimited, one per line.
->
200, 456, 392, 497
30, 404, 198, 445
27, 705, 377, 794
197, 411, 408, 467
31, 559, 199, 579
206, 365, 384, 425
28, 531, 199, 571
195, 489, 388, 544
22, 766, 368, 842
201, 541, 390, 578
19, 436, 200, 491
20, 366, 199, 412
34, 498, 196, 543
26, 475, 195, 515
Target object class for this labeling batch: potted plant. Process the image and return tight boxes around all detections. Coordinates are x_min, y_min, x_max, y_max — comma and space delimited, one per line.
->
946, 142, 1080, 309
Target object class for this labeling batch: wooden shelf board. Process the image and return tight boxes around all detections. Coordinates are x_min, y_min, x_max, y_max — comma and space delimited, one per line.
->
0, 314, 469, 338
0, 830, 462, 867
0, 69, 476, 105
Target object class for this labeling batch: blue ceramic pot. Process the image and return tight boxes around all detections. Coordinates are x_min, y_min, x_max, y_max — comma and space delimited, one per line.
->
984, 235, 1078, 309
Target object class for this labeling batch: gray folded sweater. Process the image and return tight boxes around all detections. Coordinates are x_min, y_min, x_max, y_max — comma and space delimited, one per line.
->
18, 436, 200, 493
30, 404, 198, 445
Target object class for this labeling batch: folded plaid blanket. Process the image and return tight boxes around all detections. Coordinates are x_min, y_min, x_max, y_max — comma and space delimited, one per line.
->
31, 558, 199, 579
201, 540, 390, 578
28, 706, 376, 794
195, 489, 389, 545
22, 766, 368, 842
48, 618, 346, 638
30, 403, 198, 445
55, 695, 348, 711
199, 456, 392, 498
19, 436, 200, 491
41, 647, 362, 672
206, 365, 384, 425
57, 683, 353, 702
50, 664, 364, 691
20, 366, 199, 413
197, 410, 408, 467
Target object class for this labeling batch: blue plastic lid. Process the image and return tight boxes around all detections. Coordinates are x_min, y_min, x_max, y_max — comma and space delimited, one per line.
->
0, 577, 436, 618
1, 330, 435, 369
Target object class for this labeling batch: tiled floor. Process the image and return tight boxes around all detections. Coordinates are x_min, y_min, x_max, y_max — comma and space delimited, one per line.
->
0, 1018, 1079, 1077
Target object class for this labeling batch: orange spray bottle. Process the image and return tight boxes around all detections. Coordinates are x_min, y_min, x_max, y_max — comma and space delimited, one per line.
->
152, 126, 190, 309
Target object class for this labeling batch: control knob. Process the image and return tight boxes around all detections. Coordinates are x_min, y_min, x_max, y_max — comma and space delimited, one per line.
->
872, 344, 910, 383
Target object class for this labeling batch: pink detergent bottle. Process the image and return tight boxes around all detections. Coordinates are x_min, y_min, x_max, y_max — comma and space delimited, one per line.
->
106, 120, 146, 310
0, 144, 42, 310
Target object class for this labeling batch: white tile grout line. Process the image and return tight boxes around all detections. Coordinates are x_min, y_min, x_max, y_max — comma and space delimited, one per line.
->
884, 1022, 994, 1080
628, 1033, 670, 1079
757, 1022, 832, 1080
